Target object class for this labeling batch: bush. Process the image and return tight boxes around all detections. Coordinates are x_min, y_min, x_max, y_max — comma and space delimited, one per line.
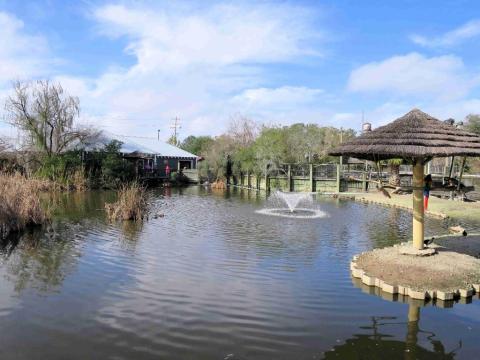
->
105, 182, 148, 221
0, 173, 50, 239
87, 140, 136, 188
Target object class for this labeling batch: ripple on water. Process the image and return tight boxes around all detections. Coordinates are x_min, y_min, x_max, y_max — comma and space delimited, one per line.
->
0, 188, 479, 359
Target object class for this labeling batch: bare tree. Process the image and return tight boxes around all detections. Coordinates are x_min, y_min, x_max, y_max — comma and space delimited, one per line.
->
5, 80, 98, 157
227, 115, 259, 148
0, 136, 10, 154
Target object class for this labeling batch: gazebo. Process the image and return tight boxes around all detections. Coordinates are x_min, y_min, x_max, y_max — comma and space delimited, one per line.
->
329, 109, 480, 250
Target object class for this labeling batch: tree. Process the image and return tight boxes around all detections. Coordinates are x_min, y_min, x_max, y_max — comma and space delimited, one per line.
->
5, 80, 98, 157
167, 135, 179, 146
180, 135, 214, 156
100, 140, 135, 187
465, 114, 480, 135
198, 135, 236, 181
387, 158, 403, 187
227, 115, 258, 148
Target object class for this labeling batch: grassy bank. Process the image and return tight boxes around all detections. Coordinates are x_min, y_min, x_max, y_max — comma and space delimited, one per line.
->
348, 191, 480, 222
0, 173, 50, 239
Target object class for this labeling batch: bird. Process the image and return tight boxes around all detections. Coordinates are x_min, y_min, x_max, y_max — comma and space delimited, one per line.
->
377, 185, 391, 199
424, 237, 434, 246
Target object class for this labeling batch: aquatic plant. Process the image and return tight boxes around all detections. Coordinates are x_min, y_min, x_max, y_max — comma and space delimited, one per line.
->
0, 173, 50, 239
105, 182, 148, 221
211, 179, 227, 189
69, 169, 87, 192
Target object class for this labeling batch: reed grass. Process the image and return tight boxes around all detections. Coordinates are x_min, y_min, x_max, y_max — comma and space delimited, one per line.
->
105, 182, 148, 221
0, 173, 50, 239
69, 169, 87, 192
211, 179, 227, 189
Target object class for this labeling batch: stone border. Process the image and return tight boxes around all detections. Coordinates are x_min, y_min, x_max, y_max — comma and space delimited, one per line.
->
350, 253, 480, 302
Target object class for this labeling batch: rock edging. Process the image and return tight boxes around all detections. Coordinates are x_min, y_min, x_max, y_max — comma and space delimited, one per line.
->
350, 253, 480, 301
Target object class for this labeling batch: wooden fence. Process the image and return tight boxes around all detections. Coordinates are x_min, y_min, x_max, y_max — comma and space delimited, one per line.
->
236, 164, 369, 193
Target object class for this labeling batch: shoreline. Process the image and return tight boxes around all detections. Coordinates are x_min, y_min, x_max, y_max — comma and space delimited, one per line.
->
350, 235, 480, 303
338, 191, 480, 222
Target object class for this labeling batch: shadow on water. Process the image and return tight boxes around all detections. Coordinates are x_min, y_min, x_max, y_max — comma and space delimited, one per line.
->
324, 305, 461, 359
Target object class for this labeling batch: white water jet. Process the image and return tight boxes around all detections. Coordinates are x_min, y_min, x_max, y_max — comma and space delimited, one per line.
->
256, 191, 327, 219
272, 190, 313, 212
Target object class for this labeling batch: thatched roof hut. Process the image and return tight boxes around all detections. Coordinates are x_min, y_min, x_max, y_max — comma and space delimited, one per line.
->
329, 109, 480, 251
330, 109, 480, 161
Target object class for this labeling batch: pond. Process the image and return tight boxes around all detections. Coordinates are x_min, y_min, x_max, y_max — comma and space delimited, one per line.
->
0, 187, 479, 359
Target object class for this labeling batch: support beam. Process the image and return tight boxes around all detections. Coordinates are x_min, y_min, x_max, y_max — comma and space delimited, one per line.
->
336, 164, 341, 193
412, 161, 424, 250
309, 164, 314, 192
457, 157, 467, 192
448, 156, 455, 178
287, 164, 292, 192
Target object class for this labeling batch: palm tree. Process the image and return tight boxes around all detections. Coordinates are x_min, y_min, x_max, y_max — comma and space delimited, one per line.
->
387, 158, 403, 187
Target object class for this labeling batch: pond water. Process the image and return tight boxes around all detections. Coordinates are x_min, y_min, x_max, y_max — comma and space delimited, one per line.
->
0, 187, 479, 359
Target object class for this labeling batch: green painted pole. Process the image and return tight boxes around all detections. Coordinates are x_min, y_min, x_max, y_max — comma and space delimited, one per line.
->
336, 164, 341, 193
287, 164, 292, 192
309, 164, 314, 192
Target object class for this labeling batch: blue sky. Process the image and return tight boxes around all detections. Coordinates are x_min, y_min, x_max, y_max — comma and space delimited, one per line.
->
1, 0, 480, 140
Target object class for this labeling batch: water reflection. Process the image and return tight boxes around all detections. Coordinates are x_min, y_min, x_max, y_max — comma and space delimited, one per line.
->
0, 187, 478, 359
324, 305, 461, 359
0, 224, 81, 293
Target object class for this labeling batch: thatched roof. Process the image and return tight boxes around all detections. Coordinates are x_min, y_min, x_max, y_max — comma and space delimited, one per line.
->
329, 109, 480, 161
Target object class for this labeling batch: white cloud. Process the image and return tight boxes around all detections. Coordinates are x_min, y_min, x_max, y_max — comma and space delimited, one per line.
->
232, 86, 324, 108
411, 19, 480, 47
94, 3, 322, 73
0, 11, 54, 132
347, 52, 477, 100
56, 2, 325, 138
0, 12, 50, 85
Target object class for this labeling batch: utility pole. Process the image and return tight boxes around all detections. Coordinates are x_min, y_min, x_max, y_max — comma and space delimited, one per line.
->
170, 117, 181, 145
157, 129, 161, 140
339, 127, 344, 167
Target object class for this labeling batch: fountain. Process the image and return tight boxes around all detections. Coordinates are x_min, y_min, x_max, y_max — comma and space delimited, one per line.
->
272, 191, 313, 212
256, 190, 327, 219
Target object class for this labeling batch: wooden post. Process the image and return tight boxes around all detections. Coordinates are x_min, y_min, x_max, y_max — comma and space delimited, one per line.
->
448, 156, 455, 178
362, 171, 367, 192
309, 164, 314, 192
457, 157, 467, 192
287, 164, 292, 192
412, 161, 424, 250
443, 157, 449, 185
336, 164, 341, 193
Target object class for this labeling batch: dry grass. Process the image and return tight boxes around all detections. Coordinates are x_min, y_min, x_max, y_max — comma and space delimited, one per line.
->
105, 182, 148, 221
0, 173, 50, 239
211, 179, 227, 189
69, 169, 87, 192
